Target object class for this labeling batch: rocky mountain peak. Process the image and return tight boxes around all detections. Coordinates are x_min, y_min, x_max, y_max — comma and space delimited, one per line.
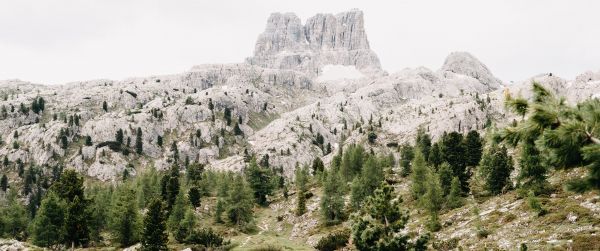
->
254, 12, 305, 56
247, 9, 381, 76
304, 9, 370, 51
440, 51, 502, 89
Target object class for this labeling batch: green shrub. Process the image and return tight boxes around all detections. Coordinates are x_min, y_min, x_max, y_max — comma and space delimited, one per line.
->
527, 191, 547, 216
186, 228, 229, 247
315, 229, 350, 251
250, 245, 282, 251
477, 228, 491, 239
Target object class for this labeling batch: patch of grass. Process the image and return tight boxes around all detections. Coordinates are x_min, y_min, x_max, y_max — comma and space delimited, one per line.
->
544, 211, 568, 224
483, 210, 503, 226
544, 198, 596, 224
571, 233, 600, 250
247, 112, 280, 131
432, 238, 459, 251
501, 213, 517, 223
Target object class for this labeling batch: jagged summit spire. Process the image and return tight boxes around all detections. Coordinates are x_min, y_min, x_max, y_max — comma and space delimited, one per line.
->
247, 9, 381, 76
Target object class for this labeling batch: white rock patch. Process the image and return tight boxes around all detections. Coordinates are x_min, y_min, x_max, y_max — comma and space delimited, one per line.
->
317, 65, 365, 81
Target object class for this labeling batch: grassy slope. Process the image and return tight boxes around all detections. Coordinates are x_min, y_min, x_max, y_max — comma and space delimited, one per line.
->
219, 167, 600, 250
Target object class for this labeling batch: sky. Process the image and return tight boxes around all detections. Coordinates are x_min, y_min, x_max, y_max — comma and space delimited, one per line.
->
1, 0, 599, 85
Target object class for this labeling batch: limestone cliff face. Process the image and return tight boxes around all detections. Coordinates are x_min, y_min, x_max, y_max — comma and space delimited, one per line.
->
247, 9, 381, 75
254, 13, 306, 56
304, 11, 370, 51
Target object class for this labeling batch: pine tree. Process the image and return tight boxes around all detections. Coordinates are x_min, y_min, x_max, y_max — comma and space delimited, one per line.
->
259, 154, 270, 168
351, 182, 428, 250
88, 186, 111, 245
428, 142, 442, 168
367, 131, 377, 144
422, 173, 443, 232
31, 192, 65, 248
141, 199, 168, 251
0, 174, 7, 191
340, 144, 365, 181
499, 83, 562, 193
320, 170, 346, 225
416, 128, 432, 161
52, 169, 89, 247
115, 129, 124, 145
464, 130, 483, 167
295, 166, 309, 216
64, 196, 90, 247
31, 97, 40, 114
518, 141, 547, 193
175, 208, 196, 243
214, 174, 231, 223
168, 191, 189, 233
208, 99, 214, 111
441, 132, 469, 193
350, 155, 383, 210
224, 107, 232, 126
233, 122, 243, 135
226, 175, 254, 230
109, 187, 140, 247
1, 190, 29, 239
136, 127, 143, 154
399, 144, 414, 176
161, 164, 180, 214
171, 141, 179, 162
437, 162, 453, 196
312, 157, 325, 175
102, 101, 108, 112
188, 187, 201, 208
38, 97, 45, 112
186, 162, 204, 184
446, 177, 463, 209
2, 156, 8, 167
245, 157, 275, 206
157, 135, 163, 147
60, 134, 68, 149
84, 135, 93, 146
480, 144, 514, 195
0, 105, 7, 119
410, 150, 429, 200
214, 199, 225, 223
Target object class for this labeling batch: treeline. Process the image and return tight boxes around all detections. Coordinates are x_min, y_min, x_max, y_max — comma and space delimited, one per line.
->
0, 156, 284, 249
402, 128, 512, 232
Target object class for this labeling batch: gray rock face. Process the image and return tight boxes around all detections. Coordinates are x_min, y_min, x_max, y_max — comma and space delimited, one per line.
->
254, 13, 306, 56
440, 51, 502, 90
247, 9, 381, 76
304, 11, 370, 51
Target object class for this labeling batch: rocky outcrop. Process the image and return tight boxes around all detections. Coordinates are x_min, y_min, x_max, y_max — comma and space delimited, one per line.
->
440, 51, 502, 90
247, 9, 381, 76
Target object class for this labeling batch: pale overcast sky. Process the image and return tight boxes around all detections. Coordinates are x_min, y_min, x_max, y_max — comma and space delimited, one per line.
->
1, 0, 599, 84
